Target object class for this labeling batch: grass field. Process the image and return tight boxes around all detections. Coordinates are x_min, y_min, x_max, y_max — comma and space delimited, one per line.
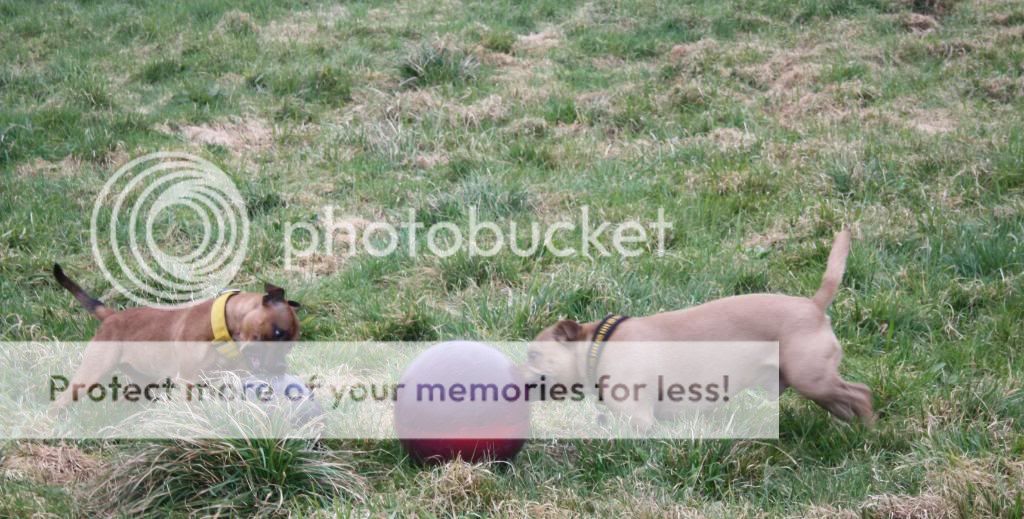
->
2, 0, 1024, 516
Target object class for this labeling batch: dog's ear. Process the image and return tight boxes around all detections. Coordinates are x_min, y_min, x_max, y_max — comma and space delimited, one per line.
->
263, 283, 286, 305
287, 300, 301, 308
552, 319, 582, 343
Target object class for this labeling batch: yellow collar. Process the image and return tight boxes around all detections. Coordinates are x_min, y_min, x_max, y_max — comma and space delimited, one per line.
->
211, 289, 241, 360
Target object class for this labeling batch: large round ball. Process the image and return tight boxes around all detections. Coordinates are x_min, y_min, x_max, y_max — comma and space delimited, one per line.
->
394, 341, 529, 463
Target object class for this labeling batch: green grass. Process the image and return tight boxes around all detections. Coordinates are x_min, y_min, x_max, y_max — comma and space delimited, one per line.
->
2, 0, 1024, 516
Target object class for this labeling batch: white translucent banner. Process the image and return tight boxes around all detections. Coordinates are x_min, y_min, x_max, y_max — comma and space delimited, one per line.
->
0, 341, 778, 440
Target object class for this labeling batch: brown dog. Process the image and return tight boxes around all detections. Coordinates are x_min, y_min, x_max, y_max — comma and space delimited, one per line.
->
523, 231, 874, 429
51, 264, 301, 408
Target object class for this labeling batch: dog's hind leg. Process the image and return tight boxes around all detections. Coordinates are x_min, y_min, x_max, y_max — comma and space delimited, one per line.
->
841, 380, 875, 425
782, 332, 874, 425
52, 340, 123, 409
810, 381, 874, 425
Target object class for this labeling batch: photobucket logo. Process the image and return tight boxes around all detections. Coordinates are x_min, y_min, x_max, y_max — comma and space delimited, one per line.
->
91, 152, 249, 307
284, 206, 671, 270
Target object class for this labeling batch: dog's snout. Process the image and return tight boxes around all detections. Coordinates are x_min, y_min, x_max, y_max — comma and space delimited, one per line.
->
518, 364, 542, 384
243, 344, 289, 375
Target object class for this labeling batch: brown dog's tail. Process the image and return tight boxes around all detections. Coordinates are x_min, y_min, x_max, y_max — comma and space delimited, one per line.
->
53, 264, 114, 320
811, 230, 851, 311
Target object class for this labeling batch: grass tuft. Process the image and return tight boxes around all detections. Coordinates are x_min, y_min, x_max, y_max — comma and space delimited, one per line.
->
481, 30, 516, 54
89, 384, 366, 516
217, 10, 258, 36
399, 41, 479, 88
94, 438, 366, 516
139, 59, 185, 84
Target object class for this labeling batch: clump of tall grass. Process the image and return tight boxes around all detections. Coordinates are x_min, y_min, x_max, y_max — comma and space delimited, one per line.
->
480, 30, 516, 54
90, 374, 365, 516
94, 437, 365, 516
399, 40, 479, 88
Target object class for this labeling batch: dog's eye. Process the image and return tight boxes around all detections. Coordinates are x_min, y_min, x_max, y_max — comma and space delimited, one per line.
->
272, 327, 287, 340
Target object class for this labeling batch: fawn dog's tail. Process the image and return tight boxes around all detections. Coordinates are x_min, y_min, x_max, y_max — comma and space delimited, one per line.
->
811, 230, 851, 311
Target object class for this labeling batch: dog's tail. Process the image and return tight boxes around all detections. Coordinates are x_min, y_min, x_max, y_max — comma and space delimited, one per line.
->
53, 264, 114, 320
811, 230, 851, 311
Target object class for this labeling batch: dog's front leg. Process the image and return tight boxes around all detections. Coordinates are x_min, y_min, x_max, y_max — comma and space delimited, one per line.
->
605, 400, 656, 434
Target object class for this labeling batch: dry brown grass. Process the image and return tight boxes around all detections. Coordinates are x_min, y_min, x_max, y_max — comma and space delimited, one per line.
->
900, 13, 941, 34
668, 38, 719, 64
14, 156, 85, 179
284, 215, 370, 276
515, 27, 564, 55
457, 94, 509, 126
287, 253, 350, 277
980, 75, 1024, 103
1, 442, 102, 486
216, 9, 258, 36
157, 116, 274, 155
908, 108, 957, 135
261, 5, 349, 44
504, 116, 549, 138
354, 89, 507, 129
743, 227, 792, 251
588, 479, 707, 518
488, 499, 576, 518
406, 459, 504, 515
862, 493, 952, 519
798, 504, 860, 519
494, 58, 558, 102
704, 127, 758, 151
911, 456, 1024, 517
410, 151, 450, 169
